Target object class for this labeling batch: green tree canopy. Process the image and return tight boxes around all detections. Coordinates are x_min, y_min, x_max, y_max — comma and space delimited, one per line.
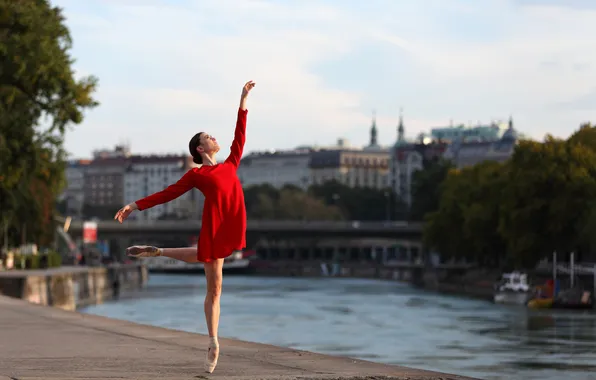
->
309, 180, 401, 221
499, 136, 596, 268
1, 0, 98, 247
244, 184, 343, 220
409, 157, 453, 221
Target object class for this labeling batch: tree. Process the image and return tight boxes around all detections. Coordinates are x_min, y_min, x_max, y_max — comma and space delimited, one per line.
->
243, 184, 343, 220
409, 158, 453, 221
423, 167, 471, 263
278, 188, 343, 220
309, 180, 397, 221
244, 184, 279, 218
460, 161, 508, 267
578, 201, 596, 259
0, 0, 98, 247
498, 136, 596, 268
568, 122, 596, 151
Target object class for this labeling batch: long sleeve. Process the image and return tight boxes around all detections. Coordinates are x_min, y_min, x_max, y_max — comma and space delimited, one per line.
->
135, 169, 196, 211
224, 108, 248, 168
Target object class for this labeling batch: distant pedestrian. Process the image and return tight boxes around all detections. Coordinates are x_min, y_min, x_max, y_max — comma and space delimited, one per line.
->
114, 80, 256, 373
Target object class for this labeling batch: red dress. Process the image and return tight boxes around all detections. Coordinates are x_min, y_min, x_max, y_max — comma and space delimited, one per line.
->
135, 108, 248, 263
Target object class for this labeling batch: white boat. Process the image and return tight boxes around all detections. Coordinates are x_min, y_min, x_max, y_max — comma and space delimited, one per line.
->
144, 249, 257, 275
493, 271, 533, 305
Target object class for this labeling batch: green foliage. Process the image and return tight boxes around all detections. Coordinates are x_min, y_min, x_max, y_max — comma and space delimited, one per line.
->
243, 181, 400, 221
424, 123, 596, 270
7, 251, 62, 270
309, 180, 402, 221
0, 0, 98, 247
409, 158, 453, 221
244, 184, 343, 221
498, 136, 596, 268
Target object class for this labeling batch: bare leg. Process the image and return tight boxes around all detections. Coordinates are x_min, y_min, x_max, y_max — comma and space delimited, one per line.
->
203, 258, 224, 373
126, 246, 199, 263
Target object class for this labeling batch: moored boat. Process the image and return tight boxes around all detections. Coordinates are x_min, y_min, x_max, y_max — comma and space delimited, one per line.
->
493, 272, 533, 305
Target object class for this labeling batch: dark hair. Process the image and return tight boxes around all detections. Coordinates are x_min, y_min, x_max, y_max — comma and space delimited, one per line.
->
188, 132, 204, 165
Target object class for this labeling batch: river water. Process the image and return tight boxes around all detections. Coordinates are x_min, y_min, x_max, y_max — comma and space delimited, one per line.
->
80, 274, 596, 380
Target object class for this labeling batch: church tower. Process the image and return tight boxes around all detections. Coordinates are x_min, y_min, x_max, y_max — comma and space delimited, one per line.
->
369, 110, 378, 147
397, 108, 405, 143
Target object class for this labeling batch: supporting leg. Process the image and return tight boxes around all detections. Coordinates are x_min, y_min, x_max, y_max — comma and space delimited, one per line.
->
126, 246, 199, 263
203, 258, 224, 373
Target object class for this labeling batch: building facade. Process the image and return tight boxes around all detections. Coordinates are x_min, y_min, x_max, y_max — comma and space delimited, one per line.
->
60, 159, 90, 218
309, 115, 390, 189
65, 145, 204, 221
442, 118, 518, 168
123, 155, 203, 221
83, 156, 128, 211
237, 149, 312, 189
309, 149, 390, 189
429, 121, 510, 143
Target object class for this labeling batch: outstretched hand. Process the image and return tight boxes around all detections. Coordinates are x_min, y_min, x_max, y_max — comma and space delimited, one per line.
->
114, 203, 137, 223
241, 80, 255, 98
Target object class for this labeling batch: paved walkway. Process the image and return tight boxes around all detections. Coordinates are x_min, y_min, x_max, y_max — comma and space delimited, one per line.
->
0, 295, 478, 380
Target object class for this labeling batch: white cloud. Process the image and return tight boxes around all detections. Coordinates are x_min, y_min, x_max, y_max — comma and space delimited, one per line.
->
56, 0, 596, 158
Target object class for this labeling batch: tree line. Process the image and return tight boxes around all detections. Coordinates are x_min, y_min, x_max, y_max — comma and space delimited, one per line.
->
413, 123, 596, 270
243, 182, 404, 222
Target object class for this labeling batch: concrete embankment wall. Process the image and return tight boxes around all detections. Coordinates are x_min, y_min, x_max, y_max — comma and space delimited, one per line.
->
252, 259, 420, 282
0, 264, 148, 310
251, 260, 497, 300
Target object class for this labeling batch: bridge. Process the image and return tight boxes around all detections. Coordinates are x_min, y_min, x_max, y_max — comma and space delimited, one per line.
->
67, 220, 424, 261
68, 219, 423, 240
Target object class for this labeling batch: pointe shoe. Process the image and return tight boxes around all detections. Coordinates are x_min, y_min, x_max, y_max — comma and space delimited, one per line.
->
205, 342, 219, 373
126, 245, 161, 258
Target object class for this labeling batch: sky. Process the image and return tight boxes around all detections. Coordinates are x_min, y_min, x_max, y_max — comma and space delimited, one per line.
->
54, 0, 596, 160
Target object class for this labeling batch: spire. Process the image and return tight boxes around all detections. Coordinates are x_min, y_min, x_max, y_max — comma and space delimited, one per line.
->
397, 107, 405, 142
508, 115, 514, 130
370, 109, 378, 146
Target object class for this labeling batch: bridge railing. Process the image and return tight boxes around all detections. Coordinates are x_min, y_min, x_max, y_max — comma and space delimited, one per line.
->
68, 219, 423, 231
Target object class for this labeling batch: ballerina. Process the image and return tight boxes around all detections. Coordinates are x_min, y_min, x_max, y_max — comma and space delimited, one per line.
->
114, 80, 256, 373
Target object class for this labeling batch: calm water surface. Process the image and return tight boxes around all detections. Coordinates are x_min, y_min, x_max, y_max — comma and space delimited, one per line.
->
80, 275, 596, 380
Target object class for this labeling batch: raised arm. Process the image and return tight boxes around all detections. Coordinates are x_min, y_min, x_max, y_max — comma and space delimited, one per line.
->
135, 169, 196, 211
225, 108, 248, 168
225, 80, 255, 168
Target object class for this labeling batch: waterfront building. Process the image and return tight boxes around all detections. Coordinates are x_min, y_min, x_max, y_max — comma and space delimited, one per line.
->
237, 148, 312, 189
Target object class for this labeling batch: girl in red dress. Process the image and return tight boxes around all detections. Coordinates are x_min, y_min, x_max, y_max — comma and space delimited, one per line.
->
114, 80, 256, 373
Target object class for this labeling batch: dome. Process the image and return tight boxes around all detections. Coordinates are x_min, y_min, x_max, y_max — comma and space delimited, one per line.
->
501, 127, 518, 142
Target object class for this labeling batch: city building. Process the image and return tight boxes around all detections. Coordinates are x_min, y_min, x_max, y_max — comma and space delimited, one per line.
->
60, 159, 91, 218
309, 116, 390, 189
81, 145, 132, 214
92, 144, 131, 159
65, 145, 203, 221
123, 155, 203, 221
389, 110, 448, 206
83, 157, 128, 212
389, 114, 520, 207
237, 148, 312, 189
442, 117, 519, 168
428, 120, 510, 143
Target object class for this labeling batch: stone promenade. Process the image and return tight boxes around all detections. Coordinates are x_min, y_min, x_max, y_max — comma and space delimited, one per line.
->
0, 295, 479, 380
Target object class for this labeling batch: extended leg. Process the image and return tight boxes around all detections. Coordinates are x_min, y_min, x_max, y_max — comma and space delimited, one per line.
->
126, 246, 199, 263
203, 258, 224, 373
